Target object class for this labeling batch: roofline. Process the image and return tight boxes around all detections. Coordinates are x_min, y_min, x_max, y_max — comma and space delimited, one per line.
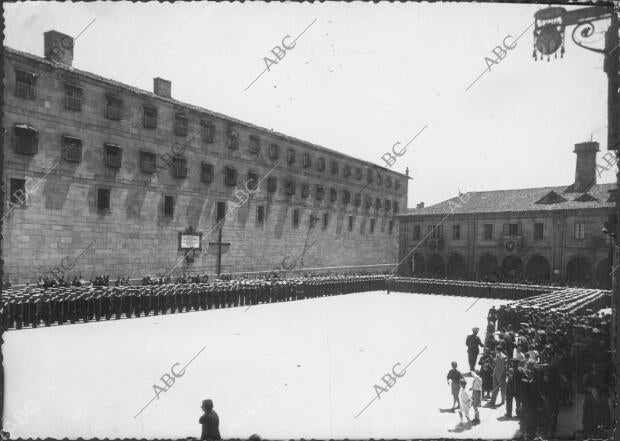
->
396, 205, 614, 219
5, 46, 408, 180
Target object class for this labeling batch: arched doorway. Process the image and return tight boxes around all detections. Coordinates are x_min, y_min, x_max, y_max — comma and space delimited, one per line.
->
595, 258, 611, 289
566, 256, 592, 286
447, 253, 467, 279
427, 253, 445, 277
502, 255, 524, 281
525, 255, 551, 282
413, 253, 426, 277
478, 254, 498, 280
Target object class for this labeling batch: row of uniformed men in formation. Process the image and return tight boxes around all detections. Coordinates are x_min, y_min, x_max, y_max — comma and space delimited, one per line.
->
1, 275, 386, 330
386, 277, 554, 300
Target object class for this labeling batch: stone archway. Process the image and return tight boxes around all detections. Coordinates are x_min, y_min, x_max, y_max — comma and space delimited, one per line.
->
478, 254, 498, 280
595, 258, 611, 289
413, 253, 426, 277
525, 255, 551, 282
502, 255, 524, 281
566, 256, 592, 286
427, 253, 445, 277
446, 253, 467, 279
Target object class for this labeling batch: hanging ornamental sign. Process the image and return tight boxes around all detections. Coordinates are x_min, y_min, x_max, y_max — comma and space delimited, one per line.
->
533, 7, 566, 61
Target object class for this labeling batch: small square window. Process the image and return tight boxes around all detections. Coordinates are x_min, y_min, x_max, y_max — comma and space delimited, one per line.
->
348, 216, 354, 232
317, 158, 325, 171
9, 179, 26, 205
97, 188, 111, 211
292, 209, 300, 227
249, 136, 261, 154
287, 149, 296, 165
201, 163, 214, 183
316, 185, 324, 201
140, 151, 157, 174
301, 183, 310, 198
15, 70, 36, 99
322, 213, 329, 229
163, 195, 175, 217
172, 157, 187, 178
143, 106, 158, 128
104, 144, 122, 168
303, 153, 311, 168
65, 84, 83, 111
227, 127, 239, 149
201, 120, 215, 143
62, 136, 82, 163
331, 161, 339, 176
285, 180, 296, 196
269, 144, 280, 160
257, 205, 265, 224
370, 219, 376, 234
224, 166, 238, 186
174, 114, 188, 136
14, 125, 38, 155
106, 95, 122, 120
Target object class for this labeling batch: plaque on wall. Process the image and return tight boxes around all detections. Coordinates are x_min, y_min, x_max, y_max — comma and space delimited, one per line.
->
178, 226, 202, 250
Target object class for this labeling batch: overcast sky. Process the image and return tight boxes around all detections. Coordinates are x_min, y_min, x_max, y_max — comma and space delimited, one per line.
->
4, 1, 614, 207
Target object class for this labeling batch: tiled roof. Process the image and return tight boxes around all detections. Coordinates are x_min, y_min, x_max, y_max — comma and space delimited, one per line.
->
5, 46, 408, 179
403, 183, 616, 216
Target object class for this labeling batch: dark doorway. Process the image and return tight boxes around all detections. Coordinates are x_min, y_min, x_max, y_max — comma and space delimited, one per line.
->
525, 255, 551, 282
446, 254, 467, 279
427, 253, 445, 277
566, 256, 592, 286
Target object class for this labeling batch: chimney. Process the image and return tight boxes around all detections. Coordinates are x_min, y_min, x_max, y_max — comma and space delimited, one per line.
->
44, 30, 74, 66
416, 202, 425, 209
573, 141, 599, 192
154, 77, 172, 98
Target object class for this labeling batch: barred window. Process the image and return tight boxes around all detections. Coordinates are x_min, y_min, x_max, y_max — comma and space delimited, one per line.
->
224, 166, 237, 186
249, 136, 261, 154
104, 144, 122, 168
13, 125, 38, 155
143, 106, 158, 128
331, 161, 339, 176
301, 183, 310, 198
65, 84, 83, 111
201, 163, 214, 183
201, 120, 215, 143
316, 185, 325, 200
364, 195, 372, 210
367, 168, 374, 184
354, 167, 362, 180
285, 180, 296, 196
385, 199, 392, 211
163, 196, 174, 217
174, 114, 188, 136
386, 177, 393, 188
227, 127, 239, 149
330, 188, 338, 202
62, 136, 82, 163
106, 95, 122, 120
172, 157, 187, 178
267, 177, 277, 193
343, 165, 351, 178
317, 158, 325, 171
354, 193, 361, 207
15, 70, 36, 99
303, 152, 311, 168
269, 144, 280, 160
140, 151, 157, 174
287, 148, 296, 165
343, 190, 351, 205
247, 172, 258, 191
97, 188, 111, 212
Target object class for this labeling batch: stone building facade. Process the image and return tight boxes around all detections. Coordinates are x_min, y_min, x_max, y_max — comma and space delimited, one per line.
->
397, 141, 616, 288
3, 30, 408, 284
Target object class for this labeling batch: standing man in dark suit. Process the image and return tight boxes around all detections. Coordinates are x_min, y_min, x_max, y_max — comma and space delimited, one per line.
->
199, 399, 221, 441
466, 327, 485, 371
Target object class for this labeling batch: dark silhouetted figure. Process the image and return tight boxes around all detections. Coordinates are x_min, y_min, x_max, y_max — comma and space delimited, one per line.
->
199, 399, 221, 441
